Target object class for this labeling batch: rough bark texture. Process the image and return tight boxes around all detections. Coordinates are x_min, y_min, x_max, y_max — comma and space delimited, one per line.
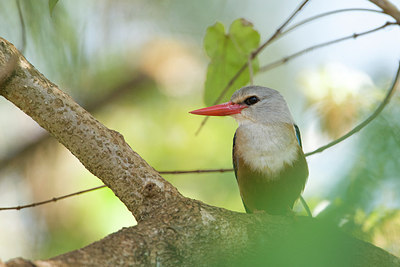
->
1, 1, 400, 264
0, 38, 181, 222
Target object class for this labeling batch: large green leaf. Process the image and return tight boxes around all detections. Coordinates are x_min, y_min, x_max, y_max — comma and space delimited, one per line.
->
204, 18, 260, 106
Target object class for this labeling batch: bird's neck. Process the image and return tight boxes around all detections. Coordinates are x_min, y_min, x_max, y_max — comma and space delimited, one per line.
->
234, 122, 300, 178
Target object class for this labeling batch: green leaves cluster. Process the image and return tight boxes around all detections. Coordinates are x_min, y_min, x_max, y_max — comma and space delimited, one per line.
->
203, 18, 260, 106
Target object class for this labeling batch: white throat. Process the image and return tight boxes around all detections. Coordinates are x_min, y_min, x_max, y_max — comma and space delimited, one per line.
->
234, 122, 299, 179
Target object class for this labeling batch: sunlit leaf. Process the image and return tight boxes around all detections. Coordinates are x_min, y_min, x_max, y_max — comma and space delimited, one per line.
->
203, 18, 260, 106
49, 0, 59, 16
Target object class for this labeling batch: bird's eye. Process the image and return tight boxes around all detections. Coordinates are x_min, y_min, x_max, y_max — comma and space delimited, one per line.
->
244, 96, 259, 106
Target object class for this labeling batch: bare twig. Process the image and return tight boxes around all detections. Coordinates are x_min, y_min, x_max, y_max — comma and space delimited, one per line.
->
0, 185, 105, 211
305, 62, 400, 157
0, 168, 234, 211
281, 8, 383, 36
260, 21, 396, 72
195, 0, 310, 135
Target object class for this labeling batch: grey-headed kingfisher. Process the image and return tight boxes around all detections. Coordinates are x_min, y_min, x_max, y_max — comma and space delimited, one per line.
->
190, 86, 308, 215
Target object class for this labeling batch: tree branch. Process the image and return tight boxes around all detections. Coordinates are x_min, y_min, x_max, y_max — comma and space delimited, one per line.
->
0, 38, 181, 222
0, 169, 233, 211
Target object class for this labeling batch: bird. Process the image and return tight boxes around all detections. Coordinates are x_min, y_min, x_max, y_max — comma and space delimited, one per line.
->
190, 85, 308, 215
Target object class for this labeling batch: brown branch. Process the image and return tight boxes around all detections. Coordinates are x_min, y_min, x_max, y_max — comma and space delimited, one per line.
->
260, 21, 397, 72
305, 61, 400, 157
369, 0, 400, 23
281, 8, 384, 36
0, 38, 181, 222
195, 0, 310, 134
0, 185, 106, 211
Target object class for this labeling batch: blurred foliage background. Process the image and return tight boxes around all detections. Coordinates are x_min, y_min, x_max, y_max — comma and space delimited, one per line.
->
0, 0, 400, 261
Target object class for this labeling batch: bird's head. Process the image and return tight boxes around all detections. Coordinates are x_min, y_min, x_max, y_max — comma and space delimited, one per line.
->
190, 86, 294, 125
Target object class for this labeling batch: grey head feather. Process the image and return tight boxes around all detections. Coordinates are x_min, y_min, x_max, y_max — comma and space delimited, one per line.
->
230, 86, 294, 125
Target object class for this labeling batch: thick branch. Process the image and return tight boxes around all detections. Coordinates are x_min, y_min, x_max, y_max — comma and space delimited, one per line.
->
0, 38, 182, 221
6, 205, 400, 266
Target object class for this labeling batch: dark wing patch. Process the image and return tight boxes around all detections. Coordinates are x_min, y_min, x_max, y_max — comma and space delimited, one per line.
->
232, 131, 238, 181
294, 124, 302, 148
232, 131, 251, 213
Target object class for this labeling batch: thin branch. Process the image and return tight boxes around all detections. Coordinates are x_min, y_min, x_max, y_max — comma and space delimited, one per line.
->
305, 61, 400, 157
195, 0, 310, 135
160, 168, 233, 174
251, 0, 310, 56
260, 21, 396, 72
282, 8, 384, 36
0, 185, 106, 211
16, 0, 26, 54
0, 169, 235, 211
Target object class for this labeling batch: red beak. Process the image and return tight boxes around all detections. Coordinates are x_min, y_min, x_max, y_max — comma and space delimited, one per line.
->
189, 102, 247, 116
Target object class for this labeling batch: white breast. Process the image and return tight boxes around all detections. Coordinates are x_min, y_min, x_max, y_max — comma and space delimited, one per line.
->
234, 122, 299, 179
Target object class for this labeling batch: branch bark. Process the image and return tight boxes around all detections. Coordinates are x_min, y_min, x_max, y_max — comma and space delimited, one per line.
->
0, 38, 181, 222
1, 37, 399, 266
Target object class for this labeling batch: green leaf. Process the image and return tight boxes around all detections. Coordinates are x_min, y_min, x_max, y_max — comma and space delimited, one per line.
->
204, 18, 260, 106
49, 0, 59, 16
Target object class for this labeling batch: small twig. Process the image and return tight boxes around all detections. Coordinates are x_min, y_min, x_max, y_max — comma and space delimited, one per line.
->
160, 168, 233, 174
0, 169, 234, 210
251, 0, 310, 56
260, 21, 396, 72
305, 61, 400, 157
0, 185, 106, 211
16, 0, 26, 54
195, 0, 310, 135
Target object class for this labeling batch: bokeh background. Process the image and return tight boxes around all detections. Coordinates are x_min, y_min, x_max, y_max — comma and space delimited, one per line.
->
0, 0, 400, 261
